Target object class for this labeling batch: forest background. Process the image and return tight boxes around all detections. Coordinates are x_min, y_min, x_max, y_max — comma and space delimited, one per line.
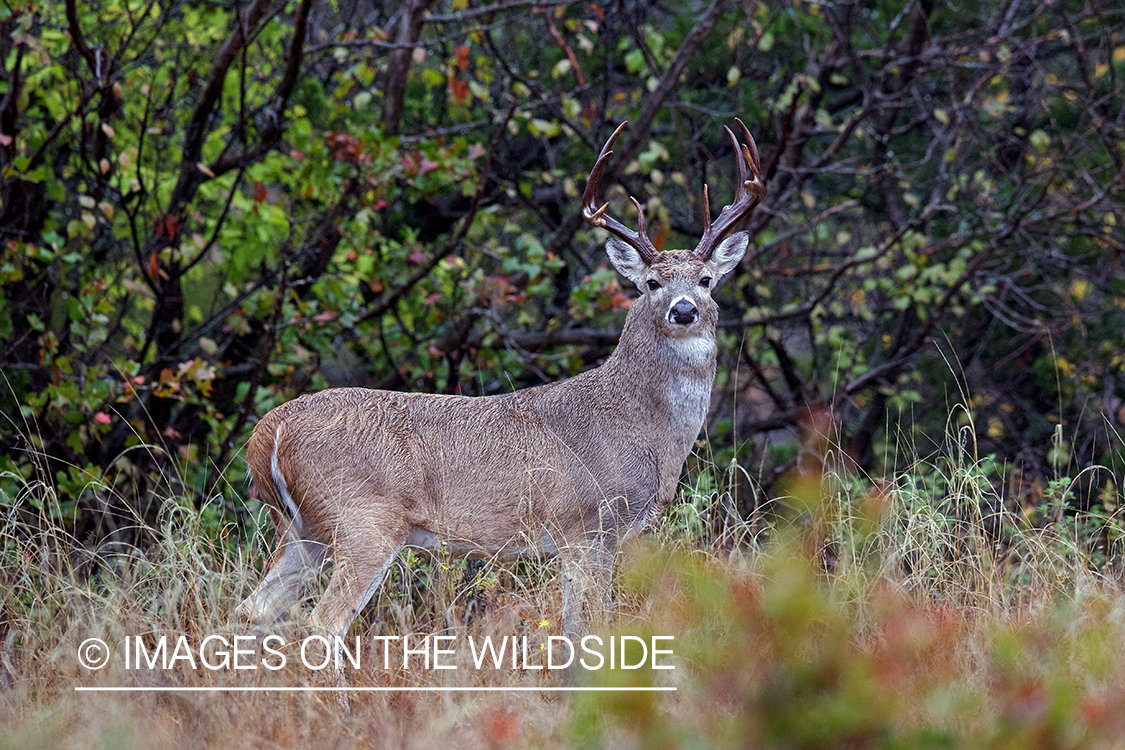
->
4, 1, 1125, 747
1, 0, 1123, 552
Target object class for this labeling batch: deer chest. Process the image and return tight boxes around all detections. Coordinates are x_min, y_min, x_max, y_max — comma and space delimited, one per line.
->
666, 376, 710, 449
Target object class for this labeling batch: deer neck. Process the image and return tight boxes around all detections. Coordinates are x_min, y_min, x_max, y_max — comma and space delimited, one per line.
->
602, 296, 716, 447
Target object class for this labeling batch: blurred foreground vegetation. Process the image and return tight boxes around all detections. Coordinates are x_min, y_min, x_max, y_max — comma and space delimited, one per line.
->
3, 439, 1125, 748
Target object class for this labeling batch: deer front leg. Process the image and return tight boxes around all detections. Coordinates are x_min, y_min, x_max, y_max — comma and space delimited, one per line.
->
559, 538, 616, 642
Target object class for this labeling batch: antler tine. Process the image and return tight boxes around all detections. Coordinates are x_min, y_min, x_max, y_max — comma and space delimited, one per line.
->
725, 124, 748, 197
735, 117, 761, 178
581, 122, 623, 224
582, 121, 660, 265
696, 119, 767, 262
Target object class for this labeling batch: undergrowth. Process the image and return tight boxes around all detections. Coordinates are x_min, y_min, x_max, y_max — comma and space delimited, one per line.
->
2, 424, 1124, 749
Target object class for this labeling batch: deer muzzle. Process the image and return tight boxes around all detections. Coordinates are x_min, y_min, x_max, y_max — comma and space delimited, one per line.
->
669, 297, 699, 326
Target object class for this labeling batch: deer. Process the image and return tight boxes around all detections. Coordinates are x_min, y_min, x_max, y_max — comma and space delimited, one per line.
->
237, 119, 766, 644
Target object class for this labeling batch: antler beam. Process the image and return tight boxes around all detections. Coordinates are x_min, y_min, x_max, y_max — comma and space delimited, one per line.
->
581, 121, 660, 265
696, 118, 765, 262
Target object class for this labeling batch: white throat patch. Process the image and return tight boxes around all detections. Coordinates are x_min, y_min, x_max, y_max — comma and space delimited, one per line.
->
668, 336, 714, 365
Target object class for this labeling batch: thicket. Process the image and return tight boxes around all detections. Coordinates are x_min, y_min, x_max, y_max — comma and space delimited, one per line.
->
1, 0, 1124, 547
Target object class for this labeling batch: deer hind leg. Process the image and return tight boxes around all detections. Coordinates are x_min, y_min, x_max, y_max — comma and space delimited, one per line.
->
237, 536, 327, 628
307, 514, 409, 640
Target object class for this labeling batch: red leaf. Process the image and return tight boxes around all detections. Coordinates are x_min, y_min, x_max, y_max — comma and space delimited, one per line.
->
145, 252, 167, 281
454, 45, 470, 71
449, 76, 470, 104
326, 131, 360, 162
253, 182, 267, 203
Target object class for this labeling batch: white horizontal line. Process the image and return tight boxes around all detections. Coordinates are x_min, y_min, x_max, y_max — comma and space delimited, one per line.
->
75, 686, 675, 693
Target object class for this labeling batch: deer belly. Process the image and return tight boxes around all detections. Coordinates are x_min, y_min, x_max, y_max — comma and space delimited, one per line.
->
403, 525, 560, 561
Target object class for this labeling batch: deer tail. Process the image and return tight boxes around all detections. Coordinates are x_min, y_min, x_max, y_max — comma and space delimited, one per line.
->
246, 417, 302, 532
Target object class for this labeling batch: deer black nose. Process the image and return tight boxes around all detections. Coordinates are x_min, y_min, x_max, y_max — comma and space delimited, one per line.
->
670, 298, 698, 325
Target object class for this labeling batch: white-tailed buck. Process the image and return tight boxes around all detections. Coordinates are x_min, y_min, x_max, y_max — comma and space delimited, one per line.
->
239, 120, 765, 641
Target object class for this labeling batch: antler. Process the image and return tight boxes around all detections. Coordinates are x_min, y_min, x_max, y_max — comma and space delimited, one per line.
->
582, 121, 660, 265
696, 118, 766, 262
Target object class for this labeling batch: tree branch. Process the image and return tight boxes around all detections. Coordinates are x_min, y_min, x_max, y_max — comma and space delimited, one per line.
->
546, 0, 729, 259
381, 0, 432, 137
357, 105, 516, 325
64, 0, 100, 80
167, 0, 274, 217
207, 0, 314, 177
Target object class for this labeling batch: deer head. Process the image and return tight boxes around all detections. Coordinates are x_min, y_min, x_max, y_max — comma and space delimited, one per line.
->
582, 120, 765, 343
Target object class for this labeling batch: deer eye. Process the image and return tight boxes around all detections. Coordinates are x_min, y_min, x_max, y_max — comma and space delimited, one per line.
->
699, 277, 712, 289
646, 279, 661, 291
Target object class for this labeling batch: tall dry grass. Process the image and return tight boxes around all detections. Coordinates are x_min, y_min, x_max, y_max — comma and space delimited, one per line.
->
2, 418, 1125, 749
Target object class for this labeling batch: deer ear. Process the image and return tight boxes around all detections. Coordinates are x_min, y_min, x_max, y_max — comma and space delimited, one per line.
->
705, 231, 749, 285
605, 237, 650, 287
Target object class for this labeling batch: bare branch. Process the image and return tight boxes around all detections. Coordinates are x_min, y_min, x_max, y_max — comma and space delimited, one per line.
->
64, 0, 100, 81
381, 0, 432, 137
167, 0, 274, 216
208, 0, 315, 177
547, 0, 730, 259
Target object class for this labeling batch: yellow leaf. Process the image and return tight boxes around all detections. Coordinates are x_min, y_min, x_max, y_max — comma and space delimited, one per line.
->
987, 416, 1004, 439
1069, 278, 1089, 301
